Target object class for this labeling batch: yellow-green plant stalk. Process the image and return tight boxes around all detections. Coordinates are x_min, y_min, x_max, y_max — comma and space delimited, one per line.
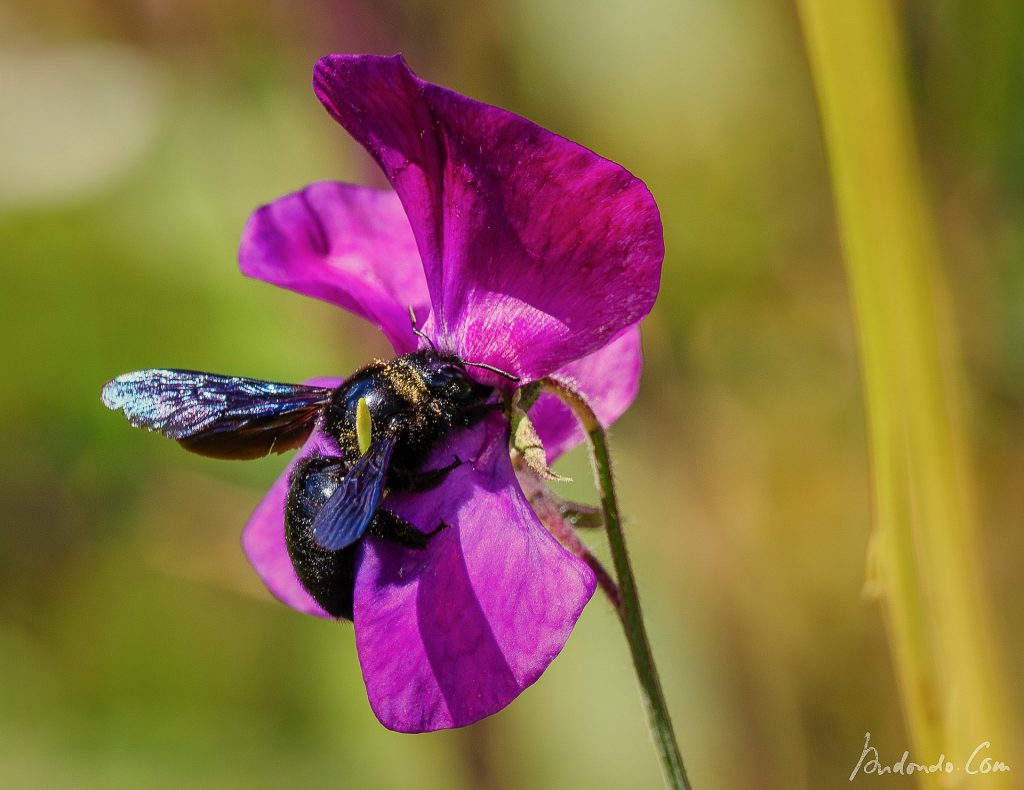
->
796, 1, 1014, 786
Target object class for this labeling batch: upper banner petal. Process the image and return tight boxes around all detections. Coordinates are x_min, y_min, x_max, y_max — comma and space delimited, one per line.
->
313, 54, 664, 380
239, 182, 429, 354
529, 324, 643, 462
241, 377, 342, 619
353, 413, 596, 732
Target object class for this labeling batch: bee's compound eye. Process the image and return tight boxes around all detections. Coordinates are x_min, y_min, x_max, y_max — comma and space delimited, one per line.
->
422, 363, 457, 388
443, 366, 476, 396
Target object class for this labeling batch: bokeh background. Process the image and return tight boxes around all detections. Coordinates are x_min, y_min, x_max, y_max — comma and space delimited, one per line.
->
1, 2, 1021, 788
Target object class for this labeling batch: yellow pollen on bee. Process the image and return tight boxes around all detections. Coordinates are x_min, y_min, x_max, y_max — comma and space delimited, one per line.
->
356, 397, 373, 455
388, 359, 428, 404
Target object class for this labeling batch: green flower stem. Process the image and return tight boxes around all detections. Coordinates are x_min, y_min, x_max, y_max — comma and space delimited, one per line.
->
541, 378, 692, 790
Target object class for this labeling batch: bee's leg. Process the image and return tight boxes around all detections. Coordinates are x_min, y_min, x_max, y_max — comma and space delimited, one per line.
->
392, 457, 462, 493
369, 509, 448, 550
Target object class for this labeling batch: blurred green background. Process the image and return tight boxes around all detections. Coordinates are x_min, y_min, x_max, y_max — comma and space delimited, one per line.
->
1, 1, 1022, 788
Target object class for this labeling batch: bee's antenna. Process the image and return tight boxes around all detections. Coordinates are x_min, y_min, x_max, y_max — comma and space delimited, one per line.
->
464, 360, 521, 382
408, 305, 438, 353
407, 305, 519, 381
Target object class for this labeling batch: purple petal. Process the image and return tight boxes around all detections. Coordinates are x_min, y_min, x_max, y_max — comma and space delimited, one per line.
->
353, 413, 596, 732
529, 325, 644, 462
313, 54, 664, 380
241, 377, 342, 618
239, 182, 429, 354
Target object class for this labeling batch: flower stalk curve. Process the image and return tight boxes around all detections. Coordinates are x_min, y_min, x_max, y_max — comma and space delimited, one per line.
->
542, 378, 692, 790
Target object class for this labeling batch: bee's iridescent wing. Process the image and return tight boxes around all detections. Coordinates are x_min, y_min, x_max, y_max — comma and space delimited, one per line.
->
311, 434, 397, 552
101, 369, 333, 459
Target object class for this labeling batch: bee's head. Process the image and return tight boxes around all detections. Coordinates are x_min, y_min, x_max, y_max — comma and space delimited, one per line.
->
409, 352, 495, 406
405, 307, 520, 392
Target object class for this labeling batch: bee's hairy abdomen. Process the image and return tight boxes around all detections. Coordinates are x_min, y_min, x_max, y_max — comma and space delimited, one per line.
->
285, 455, 359, 620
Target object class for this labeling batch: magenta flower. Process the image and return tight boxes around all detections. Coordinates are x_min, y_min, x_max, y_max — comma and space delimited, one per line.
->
239, 54, 663, 733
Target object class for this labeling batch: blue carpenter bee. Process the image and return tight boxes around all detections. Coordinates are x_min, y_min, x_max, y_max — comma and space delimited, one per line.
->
101, 325, 518, 620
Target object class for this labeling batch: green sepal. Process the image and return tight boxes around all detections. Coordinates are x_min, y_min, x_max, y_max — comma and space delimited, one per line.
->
509, 396, 570, 483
